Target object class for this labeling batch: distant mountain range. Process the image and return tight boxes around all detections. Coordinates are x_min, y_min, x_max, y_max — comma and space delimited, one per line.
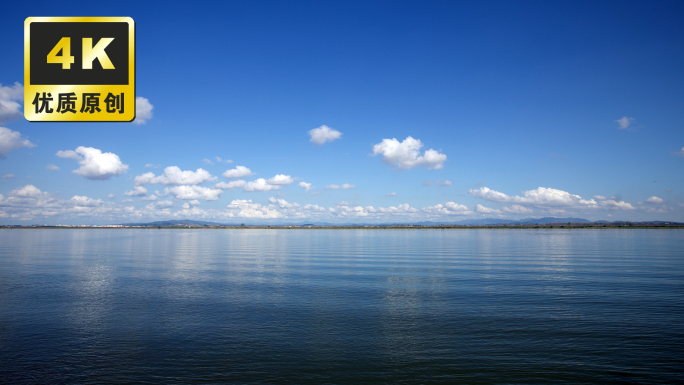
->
117, 217, 681, 227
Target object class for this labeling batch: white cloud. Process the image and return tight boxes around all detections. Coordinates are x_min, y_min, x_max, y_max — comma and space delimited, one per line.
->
372, 136, 446, 170
215, 180, 247, 190
203, 157, 233, 165
2, 174, 14, 179
132, 97, 153, 125
423, 202, 473, 215
9, 185, 42, 197
470, 186, 635, 211
56, 146, 128, 180
616, 116, 634, 129
244, 178, 280, 192
308, 125, 342, 145
502, 205, 533, 214
107, 193, 117, 199
387, 192, 397, 196
46, 164, 59, 171
0, 127, 35, 159
601, 200, 635, 210
144, 163, 159, 168
69, 195, 105, 207
156, 200, 173, 208
165, 185, 222, 200
222, 165, 253, 179
325, 183, 355, 190
134, 166, 216, 185
475, 204, 501, 214
671, 147, 684, 157
268, 197, 299, 208
140, 194, 159, 201
267, 174, 294, 185
303, 204, 325, 211
299, 181, 313, 192
0, 184, 137, 221
646, 196, 664, 204
440, 180, 453, 186
468, 187, 510, 202
226, 199, 283, 218
182, 200, 200, 209
0, 83, 23, 124
124, 185, 148, 197
593, 195, 606, 200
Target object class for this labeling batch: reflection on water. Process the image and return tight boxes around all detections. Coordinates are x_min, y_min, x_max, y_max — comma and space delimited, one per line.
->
0, 229, 683, 384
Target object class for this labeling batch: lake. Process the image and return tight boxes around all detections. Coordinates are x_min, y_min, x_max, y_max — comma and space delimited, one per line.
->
1, 229, 682, 383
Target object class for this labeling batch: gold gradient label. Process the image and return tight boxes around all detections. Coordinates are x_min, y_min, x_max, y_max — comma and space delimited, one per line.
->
24, 17, 135, 122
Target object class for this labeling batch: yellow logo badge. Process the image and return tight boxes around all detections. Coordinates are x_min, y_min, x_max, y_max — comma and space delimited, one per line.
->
24, 17, 135, 122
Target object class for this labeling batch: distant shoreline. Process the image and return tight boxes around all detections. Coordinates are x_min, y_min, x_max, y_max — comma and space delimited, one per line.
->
2, 225, 683, 230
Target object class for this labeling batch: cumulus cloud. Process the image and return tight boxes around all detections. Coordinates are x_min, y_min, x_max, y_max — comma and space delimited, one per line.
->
226, 199, 283, 218
10, 184, 43, 197
156, 200, 173, 208
308, 125, 342, 145
182, 200, 200, 209
56, 146, 128, 180
303, 204, 325, 212
0, 127, 35, 159
671, 147, 684, 157
132, 97, 153, 125
0, 83, 23, 124
0, 184, 136, 221
165, 185, 222, 200
268, 197, 299, 208
134, 166, 216, 186
325, 183, 355, 190
222, 165, 253, 179
267, 174, 294, 185
475, 204, 501, 214
469, 186, 634, 210
140, 194, 159, 201
299, 181, 313, 192
215, 180, 247, 190
244, 178, 280, 192
46, 164, 59, 171
372, 136, 446, 170
329, 203, 420, 218
616, 116, 634, 129
107, 193, 117, 199
502, 205, 533, 214
423, 202, 473, 215
646, 196, 664, 204
124, 185, 148, 197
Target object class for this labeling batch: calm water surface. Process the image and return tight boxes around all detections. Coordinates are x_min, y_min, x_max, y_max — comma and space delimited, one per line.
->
0, 229, 682, 384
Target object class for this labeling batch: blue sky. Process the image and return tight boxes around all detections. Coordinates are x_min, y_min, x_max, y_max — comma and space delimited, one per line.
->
1, 0, 683, 224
